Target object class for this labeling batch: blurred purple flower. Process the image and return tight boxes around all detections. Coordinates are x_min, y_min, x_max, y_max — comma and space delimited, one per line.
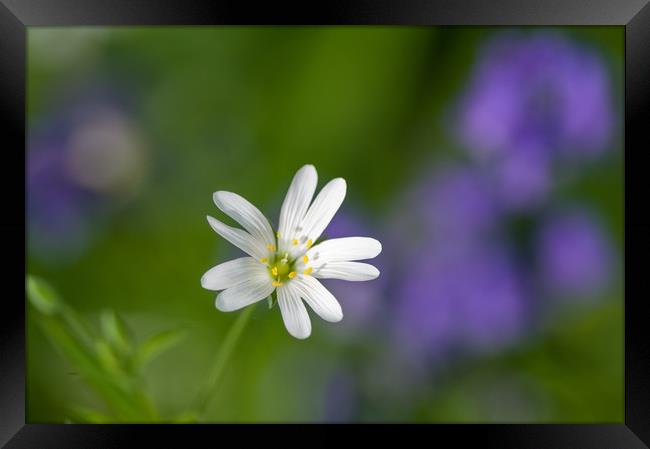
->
385, 165, 501, 264
454, 32, 615, 210
536, 210, 614, 300
393, 243, 529, 359
27, 141, 95, 258
28, 83, 147, 262
416, 166, 501, 241
491, 140, 550, 210
457, 32, 614, 160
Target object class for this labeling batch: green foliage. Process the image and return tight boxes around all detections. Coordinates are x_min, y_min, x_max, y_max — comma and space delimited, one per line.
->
26, 275, 185, 422
100, 310, 134, 356
26, 275, 61, 315
134, 329, 185, 368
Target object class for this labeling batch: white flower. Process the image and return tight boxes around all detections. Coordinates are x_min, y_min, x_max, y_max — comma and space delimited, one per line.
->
201, 164, 382, 339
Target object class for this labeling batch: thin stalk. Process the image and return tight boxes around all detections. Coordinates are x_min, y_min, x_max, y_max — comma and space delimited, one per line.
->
196, 303, 257, 419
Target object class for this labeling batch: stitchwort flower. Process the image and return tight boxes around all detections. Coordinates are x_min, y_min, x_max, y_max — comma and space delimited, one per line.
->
201, 164, 382, 339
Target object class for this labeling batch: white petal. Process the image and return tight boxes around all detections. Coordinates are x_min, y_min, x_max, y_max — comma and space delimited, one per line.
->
201, 257, 266, 291
278, 165, 317, 251
307, 237, 382, 266
299, 178, 346, 244
213, 191, 275, 247
313, 262, 380, 281
215, 273, 274, 312
292, 276, 343, 323
207, 215, 267, 260
277, 283, 312, 339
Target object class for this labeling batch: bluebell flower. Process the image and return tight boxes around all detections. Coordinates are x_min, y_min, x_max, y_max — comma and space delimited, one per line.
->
28, 84, 148, 262
28, 139, 95, 260
393, 242, 529, 359
536, 209, 614, 300
455, 31, 615, 209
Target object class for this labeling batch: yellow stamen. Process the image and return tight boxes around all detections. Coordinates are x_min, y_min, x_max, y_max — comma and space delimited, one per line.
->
260, 257, 268, 263
271, 267, 278, 276
292, 239, 299, 246
306, 239, 313, 248
303, 267, 313, 275
272, 281, 283, 287
288, 271, 296, 279
303, 255, 309, 263
276, 231, 281, 238
267, 243, 276, 251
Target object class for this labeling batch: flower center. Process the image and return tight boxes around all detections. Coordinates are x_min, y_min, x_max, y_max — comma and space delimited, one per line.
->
260, 234, 315, 287
265, 251, 297, 287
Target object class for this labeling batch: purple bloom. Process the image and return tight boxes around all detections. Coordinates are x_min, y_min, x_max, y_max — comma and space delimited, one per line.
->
491, 139, 550, 210
454, 248, 529, 350
420, 166, 501, 240
393, 243, 529, 360
457, 32, 615, 160
391, 165, 501, 255
454, 32, 615, 210
536, 210, 614, 300
27, 141, 96, 260
386, 165, 528, 359
392, 251, 456, 357
27, 83, 146, 262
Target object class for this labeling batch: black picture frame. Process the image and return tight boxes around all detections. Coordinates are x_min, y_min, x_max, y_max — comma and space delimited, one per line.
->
3, 0, 649, 447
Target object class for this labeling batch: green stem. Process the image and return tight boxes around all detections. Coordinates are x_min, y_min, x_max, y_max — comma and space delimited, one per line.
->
196, 303, 256, 419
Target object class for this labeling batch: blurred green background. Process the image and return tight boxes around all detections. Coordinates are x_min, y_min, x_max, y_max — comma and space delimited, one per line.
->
26, 26, 623, 423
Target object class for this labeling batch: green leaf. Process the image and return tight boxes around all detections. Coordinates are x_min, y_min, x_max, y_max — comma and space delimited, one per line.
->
26, 275, 61, 315
37, 317, 147, 420
59, 305, 96, 350
100, 310, 134, 355
27, 276, 160, 421
94, 339, 123, 375
134, 329, 185, 367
